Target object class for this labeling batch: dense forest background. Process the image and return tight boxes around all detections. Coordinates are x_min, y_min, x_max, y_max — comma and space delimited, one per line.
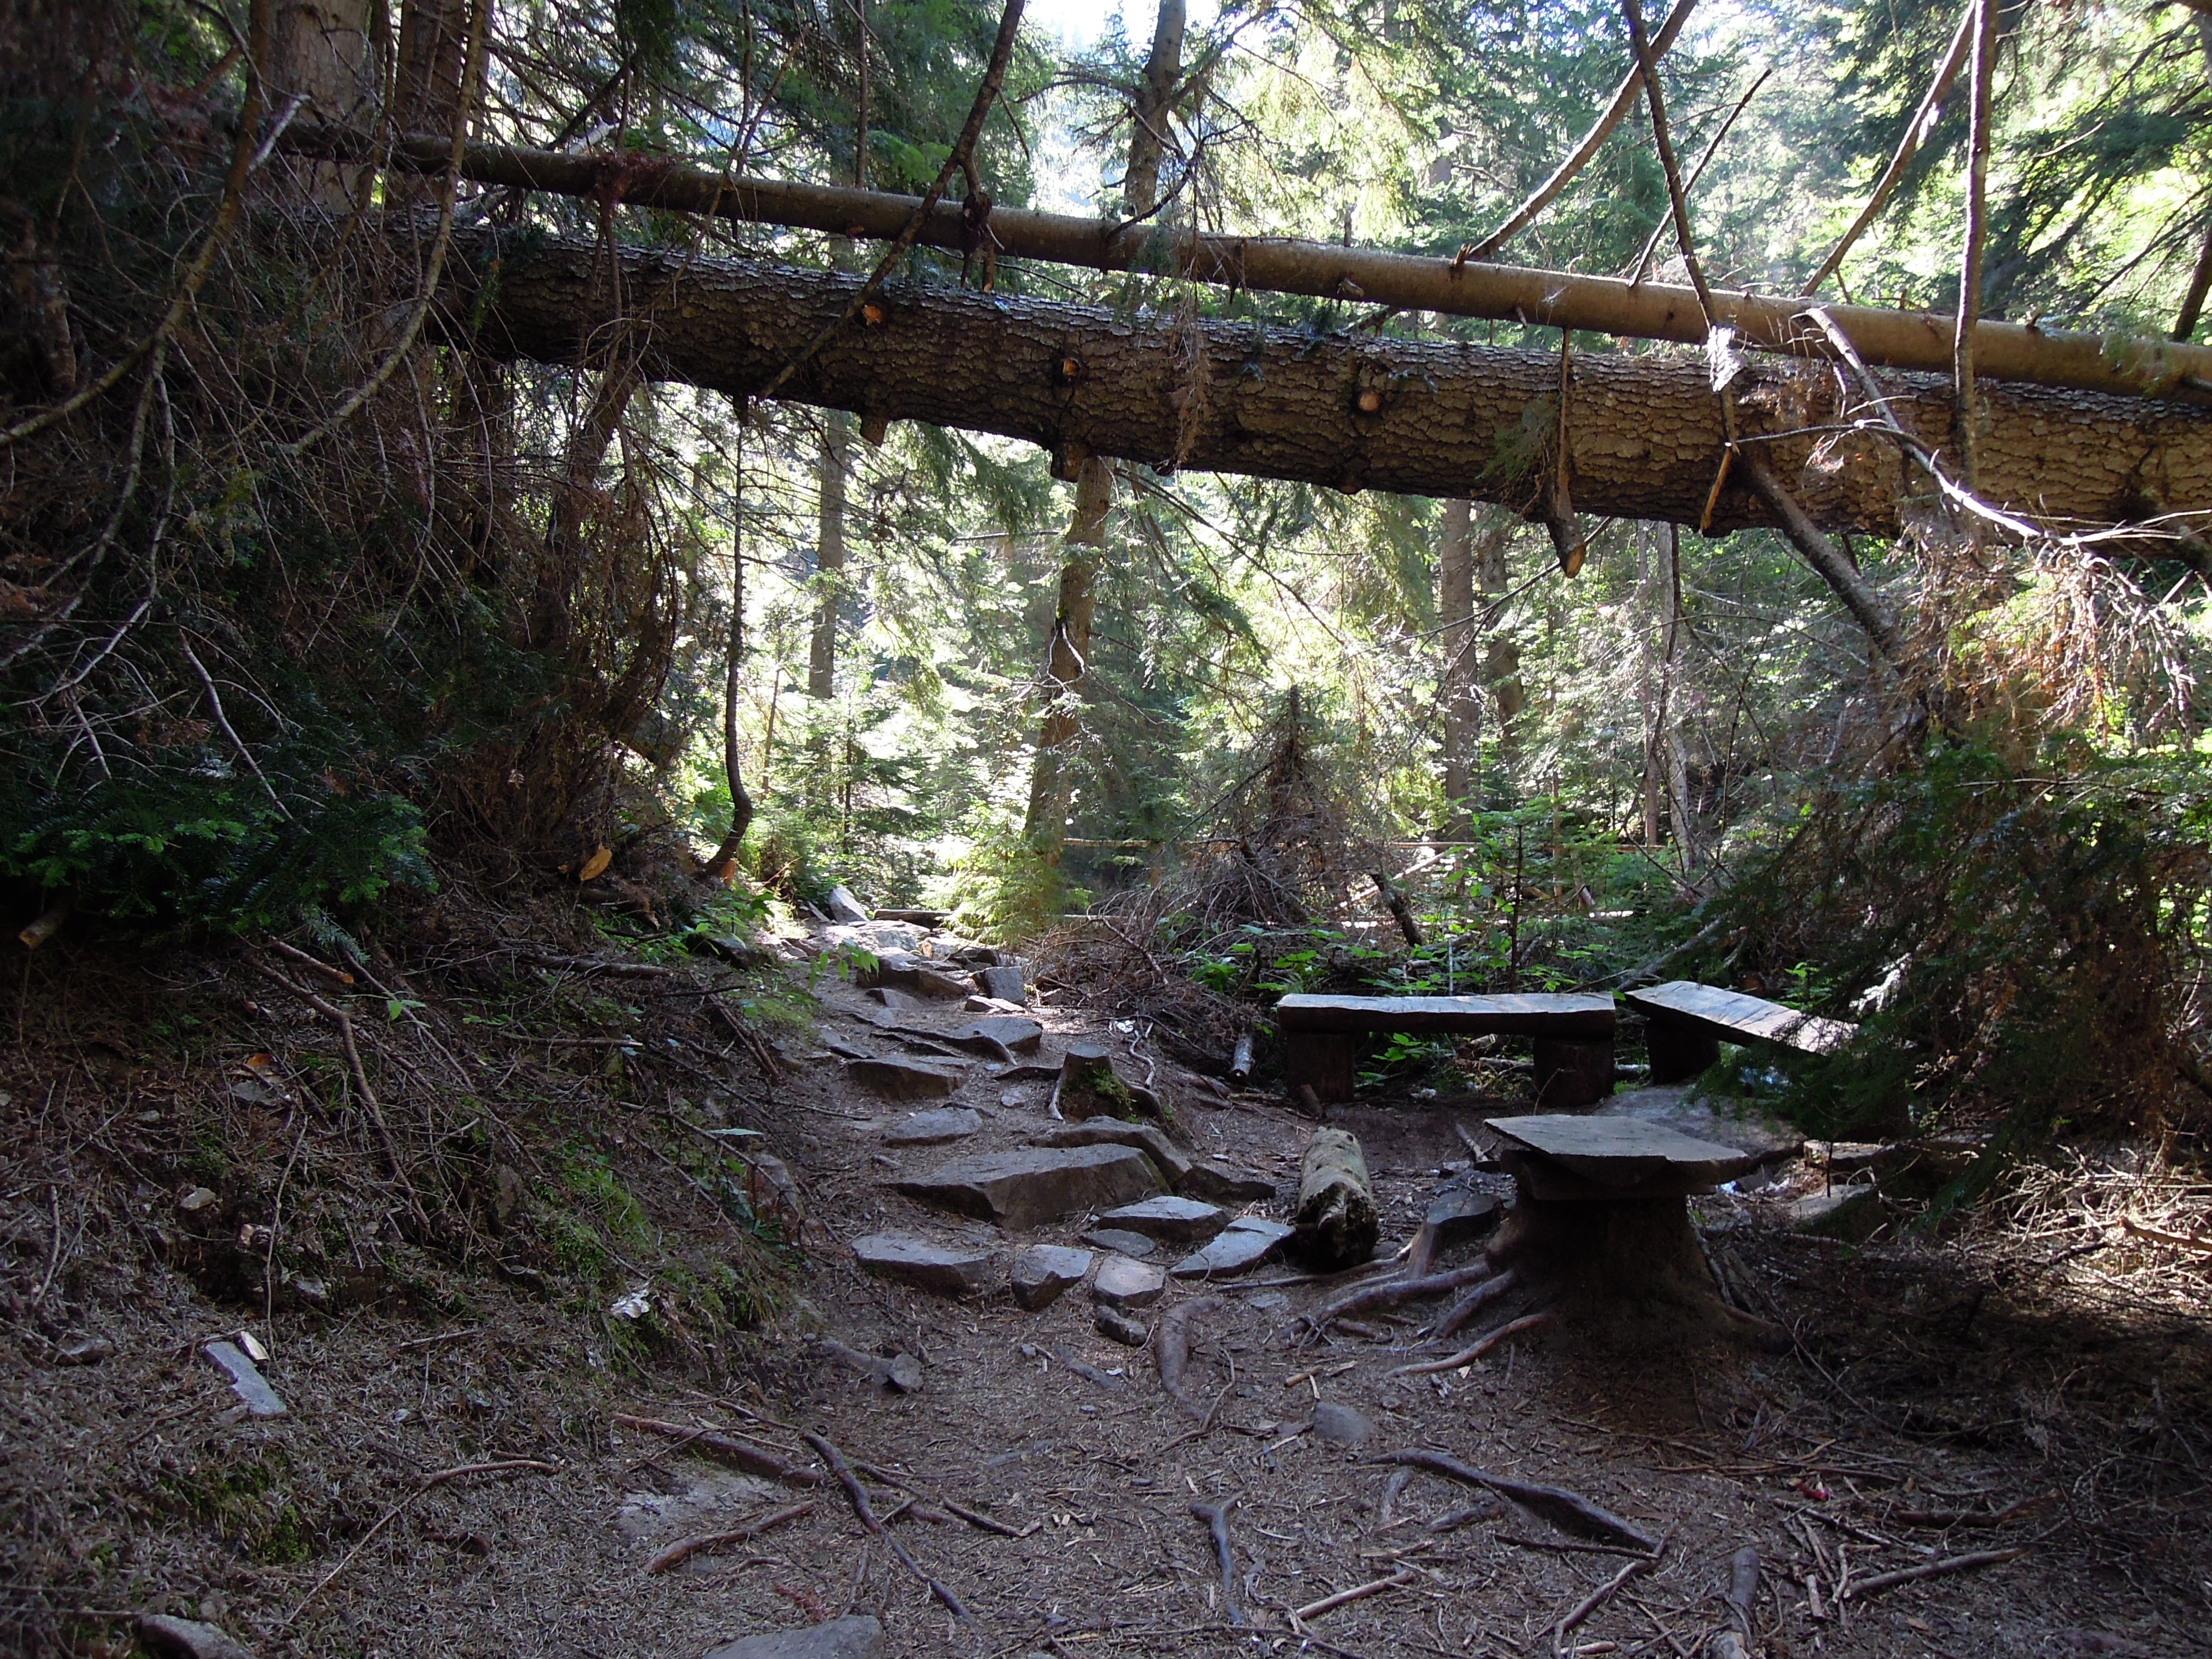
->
8, 0, 2212, 1185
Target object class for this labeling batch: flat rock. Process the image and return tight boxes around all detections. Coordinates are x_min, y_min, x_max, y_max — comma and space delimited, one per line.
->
1782, 1183, 1881, 1238
1095, 1306, 1150, 1346
1032, 1120, 1192, 1186
1092, 1255, 1166, 1309
1011, 1244, 1093, 1311
851, 1232, 993, 1294
859, 953, 974, 1000
883, 1107, 982, 1146
1081, 1227, 1157, 1258
896, 1144, 1162, 1230
976, 964, 1027, 1003
845, 1056, 968, 1100
966, 994, 1027, 1014
822, 920, 925, 955
705, 1615, 885, 1659
948, 1015, 1044, 1054
867, 986, 930, 1013
826, 885, 871, 924
135, 1615, 257, 1659
1178, 1159, 1276, 1203
201, 1339, 285, 1416
1311, 1401, 1374, 1446
1097, 1195, 1229, 1244
1170, 1217, 1294, 1278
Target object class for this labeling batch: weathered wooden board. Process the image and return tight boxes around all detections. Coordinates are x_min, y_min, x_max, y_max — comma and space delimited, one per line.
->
1275, 993, 1616, 1038
1624, 980, 1856, 1055
1486, 1113, 1771, 1190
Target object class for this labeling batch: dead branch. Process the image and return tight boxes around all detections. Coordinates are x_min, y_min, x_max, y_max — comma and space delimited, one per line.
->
284, 1458, 559, 1625
1839, 1546, 2025, 1601
1156, 1296, 1228, 1418
1294, 1567, 1417, 1625
1370, 1450, 1658, 1553
801, 1430, 974, 1627
644, 1500, 815, 1573
614, 1413, 825, 1485
1554, 1547, 1654, 1646
1052, 1345, 1126, 1390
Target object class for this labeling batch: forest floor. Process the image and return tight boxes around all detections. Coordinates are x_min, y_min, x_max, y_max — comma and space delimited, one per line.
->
4, 910, 2211, 1659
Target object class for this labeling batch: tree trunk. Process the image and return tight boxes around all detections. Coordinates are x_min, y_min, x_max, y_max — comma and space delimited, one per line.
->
1122, 0, 1186, 220
1437, 499, 1479, 837
807, 410, 850, 699
453, 234, 2212, 539
392, 0, 472, 204
270, 0, 375, 208
707, 405, 755, 879
1022, 455, 1111, 860
531, 343, 641, 650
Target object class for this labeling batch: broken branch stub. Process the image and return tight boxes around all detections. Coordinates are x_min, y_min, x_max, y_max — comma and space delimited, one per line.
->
1057, 1042, 1164, 1121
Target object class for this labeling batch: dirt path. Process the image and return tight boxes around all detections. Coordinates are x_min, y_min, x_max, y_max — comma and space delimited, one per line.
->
6, 935, 2206, 1658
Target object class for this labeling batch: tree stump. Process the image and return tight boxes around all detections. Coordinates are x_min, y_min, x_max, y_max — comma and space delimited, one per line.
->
1056, 1042, 1164, 1121
1292, 1128, 1379, 1270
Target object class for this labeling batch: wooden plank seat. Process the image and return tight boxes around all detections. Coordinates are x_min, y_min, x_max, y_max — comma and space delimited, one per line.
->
1622, 979, 1858, 1084
1485, 1112, 1772, 1201
1275, 992, 1617, 1108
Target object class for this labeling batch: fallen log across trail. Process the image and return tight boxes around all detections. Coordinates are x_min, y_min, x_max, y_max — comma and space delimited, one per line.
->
445, 229, 2212, 539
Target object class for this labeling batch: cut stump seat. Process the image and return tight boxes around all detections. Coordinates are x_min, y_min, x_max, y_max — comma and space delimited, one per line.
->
1623, 980, 1858, 1084
1276, 992, 1616, 1108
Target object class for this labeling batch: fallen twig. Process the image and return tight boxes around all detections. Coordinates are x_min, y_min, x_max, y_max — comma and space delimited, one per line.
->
615, 1413, 824, 1486
285, 1458, 559, 1625
1392, 1310, 1553, 1377
1190, 1499, 1246, 1627
1882, 1493, 2053, 1530
802, 1430, 974, 1627
644, 1500, 815, 1573
1370, 1450, 1657, 1553
1553, 1547, 1653, 1648
1052, 1345, 1125, 1391
2119, 1214, 2212, 1256
1295, 1568, 1417, 1625
1839, 1546, 2025, 1601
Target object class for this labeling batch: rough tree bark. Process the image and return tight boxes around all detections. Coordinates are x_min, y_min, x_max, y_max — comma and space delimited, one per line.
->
1437, 499, 1480, 836
707, 406, 755, 879
270, 0, 375, 208
1022, 456, 1111, 858
807, 410, 850, 699
451, 235, 2212, 540
1021, 0, 1186, 866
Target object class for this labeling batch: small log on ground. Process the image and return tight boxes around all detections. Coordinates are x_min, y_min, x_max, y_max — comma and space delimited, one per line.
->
1292, 1128, 1379, 1271
1156, 1296, 1228, 1417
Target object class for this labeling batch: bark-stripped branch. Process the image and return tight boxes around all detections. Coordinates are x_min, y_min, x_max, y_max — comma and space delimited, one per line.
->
288, 128, 2212, 400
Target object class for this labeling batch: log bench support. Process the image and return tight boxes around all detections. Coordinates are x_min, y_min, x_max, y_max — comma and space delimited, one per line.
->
1624, 980, 1858, 1084
1275, 993, 1618, 1109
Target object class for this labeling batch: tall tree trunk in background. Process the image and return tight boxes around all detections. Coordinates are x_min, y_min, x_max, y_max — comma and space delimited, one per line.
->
806, 410, 850, 698
1477, 518, 1523, 766
270, 0, 375, 207
1638, 523, 1681, 848
1019, 1, 1186, 868
393, 0, 471, 202
1123, 0, 1185, 220
531, 342, 640, 650
708, 403, 755, 879
1022, 456, 1112, 858
1437, 498, 1479, 838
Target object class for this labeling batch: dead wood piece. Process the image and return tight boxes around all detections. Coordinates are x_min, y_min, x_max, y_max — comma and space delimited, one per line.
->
1390, 1308, 1553, 1377
1294, 1128, 1379, 1271
615, 1413, 824, 1485
1883, 1493, 2053, 1530
1311, 1260, 1494, 1331
2119, 1214, 2212, 1256
1555, 1548, 1652, 1644
1230, 1031, 1255, 1082
818, 1338, 923, 1393
1370, 1449, 1658, 1553
644, 1500, 815, 1573
1190, 1499, 1246, 1627
1052, 1345, 1126, 1391
1705, 1543, 1759, 1656
285, 1459, 559, 1626
940, 1498, 1038, 1538
1428, 1498, 1505, 1533
1295, 1567, 1418, 1625
1156, 1296, 1228, 1418
17, 896, 71, 951
1370, 872, 1425, 947
1431, 1267, 1519, 1338
1839, 1546, 2025, 1601
801, 1430, 974, 1627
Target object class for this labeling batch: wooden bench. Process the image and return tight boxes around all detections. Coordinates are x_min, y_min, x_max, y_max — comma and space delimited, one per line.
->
1275, 992, 1618, 1108
1622, 979, 1858, 1084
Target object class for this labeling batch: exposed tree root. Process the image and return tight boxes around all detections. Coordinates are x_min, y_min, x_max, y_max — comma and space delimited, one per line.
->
1390, 1309, 1556, 1377
1369, 1449, 1657, 1552
1431, 1266, 1520, 1338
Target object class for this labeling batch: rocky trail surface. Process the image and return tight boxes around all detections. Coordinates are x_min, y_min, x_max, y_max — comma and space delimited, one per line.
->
6, 916, 2207, 1659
